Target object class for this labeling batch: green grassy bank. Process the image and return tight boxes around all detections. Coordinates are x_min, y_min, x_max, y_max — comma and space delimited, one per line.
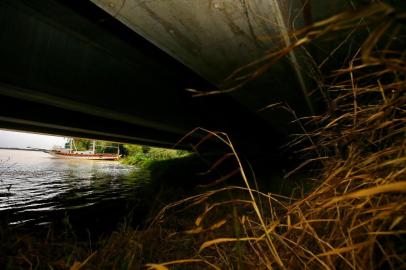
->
121, 145, 190, 167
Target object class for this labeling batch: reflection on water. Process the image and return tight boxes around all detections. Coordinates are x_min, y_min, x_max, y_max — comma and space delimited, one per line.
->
0, 149, 145, 227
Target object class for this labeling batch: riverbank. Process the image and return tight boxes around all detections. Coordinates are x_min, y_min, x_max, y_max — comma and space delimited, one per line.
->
0, 154, 220, 269
120, 145, 190, 167
2, 100, 404, 268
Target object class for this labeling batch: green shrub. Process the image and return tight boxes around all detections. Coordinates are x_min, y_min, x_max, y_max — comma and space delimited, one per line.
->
122, 145, 189, 166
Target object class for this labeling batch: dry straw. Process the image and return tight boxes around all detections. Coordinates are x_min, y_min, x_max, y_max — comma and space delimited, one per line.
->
147, 3, 406, 270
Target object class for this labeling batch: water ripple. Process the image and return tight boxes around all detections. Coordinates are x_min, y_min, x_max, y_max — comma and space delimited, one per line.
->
0, 149, 141, 225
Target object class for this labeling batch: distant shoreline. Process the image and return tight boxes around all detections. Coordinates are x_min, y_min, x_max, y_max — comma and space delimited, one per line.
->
0, 147, 49, 153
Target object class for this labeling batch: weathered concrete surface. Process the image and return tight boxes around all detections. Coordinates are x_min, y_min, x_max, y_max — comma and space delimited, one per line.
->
90, 0, 346, 117
0, 0, 348, 154
90, 0, 342, 83
0, 0, 285, 153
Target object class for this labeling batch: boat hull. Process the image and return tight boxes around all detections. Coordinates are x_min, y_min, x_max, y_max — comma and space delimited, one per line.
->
49, 152, 121, 160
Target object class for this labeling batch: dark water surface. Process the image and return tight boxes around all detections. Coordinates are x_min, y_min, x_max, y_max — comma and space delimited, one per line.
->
0, 149, 147, 233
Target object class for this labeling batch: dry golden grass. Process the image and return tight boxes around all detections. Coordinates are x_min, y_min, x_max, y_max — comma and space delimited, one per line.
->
146, 3, 406, 270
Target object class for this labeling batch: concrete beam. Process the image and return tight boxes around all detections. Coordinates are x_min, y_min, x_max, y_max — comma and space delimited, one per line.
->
0, 0, 286, 155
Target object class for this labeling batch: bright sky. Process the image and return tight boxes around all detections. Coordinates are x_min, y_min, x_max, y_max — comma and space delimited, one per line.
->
0, 129, 66, 149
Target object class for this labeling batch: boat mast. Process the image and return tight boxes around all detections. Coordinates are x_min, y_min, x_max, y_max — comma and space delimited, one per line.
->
69, 139, 73, 154
72, 139, 78, 152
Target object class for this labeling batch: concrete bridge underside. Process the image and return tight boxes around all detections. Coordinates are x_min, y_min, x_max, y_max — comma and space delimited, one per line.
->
0, 0, 346, 155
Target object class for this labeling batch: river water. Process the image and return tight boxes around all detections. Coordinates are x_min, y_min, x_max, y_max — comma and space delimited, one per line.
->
0, 149, 147, 233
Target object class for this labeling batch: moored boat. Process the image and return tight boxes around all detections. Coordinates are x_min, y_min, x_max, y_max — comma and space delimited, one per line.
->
50, 139, 121, 160
48, 151, 121, 160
